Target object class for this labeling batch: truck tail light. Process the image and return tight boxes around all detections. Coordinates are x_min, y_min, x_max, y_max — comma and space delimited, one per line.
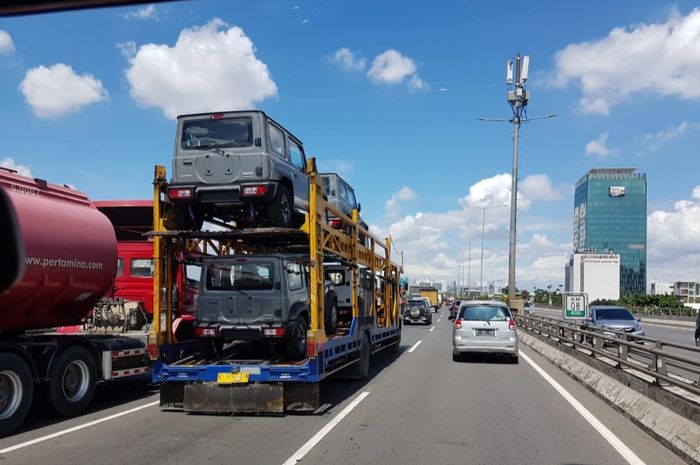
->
194, 326, 219, 337
168, 188, 193, 199
241, 185, 268, 196
263, 327, 286, 337
509, 319, 516, 331
454, 318, 462, 329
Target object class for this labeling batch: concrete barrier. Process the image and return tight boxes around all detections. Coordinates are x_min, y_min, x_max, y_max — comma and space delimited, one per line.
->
521, 332, 700, 464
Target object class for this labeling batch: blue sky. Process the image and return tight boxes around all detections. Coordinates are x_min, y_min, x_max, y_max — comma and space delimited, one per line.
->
1, 1, 699, 290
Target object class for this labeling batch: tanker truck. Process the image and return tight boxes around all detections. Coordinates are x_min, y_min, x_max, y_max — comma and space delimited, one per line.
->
0, 167, 151, 436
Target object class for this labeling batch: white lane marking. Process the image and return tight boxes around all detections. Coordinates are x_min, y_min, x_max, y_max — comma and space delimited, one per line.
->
408, 340, 422, 353
429, 326, 435, 332
0, 400, 160, 454
282, 391, 369, 465
520, 351, 646, 465
437, 319, 441, 323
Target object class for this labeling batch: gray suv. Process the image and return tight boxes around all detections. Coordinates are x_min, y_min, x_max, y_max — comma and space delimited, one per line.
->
168, 111, 308, 229
194, 254, 337, 360
320, 173, 368, 233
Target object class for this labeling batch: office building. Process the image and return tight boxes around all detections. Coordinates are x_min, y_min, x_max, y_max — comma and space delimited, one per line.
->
565, 252, 620, 302
573, 168, 647, 296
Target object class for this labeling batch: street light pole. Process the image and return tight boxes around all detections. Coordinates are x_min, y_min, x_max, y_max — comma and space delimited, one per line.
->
467, 236, 472, 293
480, 208, 486, 296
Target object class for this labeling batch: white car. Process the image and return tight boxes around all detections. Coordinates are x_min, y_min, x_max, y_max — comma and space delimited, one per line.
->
452, 300, 519, 363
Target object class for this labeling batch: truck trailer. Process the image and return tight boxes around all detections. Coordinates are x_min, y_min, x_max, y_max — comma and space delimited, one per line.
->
152, 160, 402, 413
0, 167, 152, 436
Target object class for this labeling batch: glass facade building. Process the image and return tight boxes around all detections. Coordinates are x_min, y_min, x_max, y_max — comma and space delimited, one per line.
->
573, 168, 647, 296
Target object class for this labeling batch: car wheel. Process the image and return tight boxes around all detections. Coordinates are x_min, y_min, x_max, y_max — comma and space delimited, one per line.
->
285, 317, 308, 360
324, 296, 338, 335
44, 346, 96, 417
452, 352, 460, 362
268, 184, 294, 228
510, 354, 519, 364
0, 353, 34, 436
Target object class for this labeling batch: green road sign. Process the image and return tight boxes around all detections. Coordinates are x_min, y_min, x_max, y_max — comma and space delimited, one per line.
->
563, 293, 588, 320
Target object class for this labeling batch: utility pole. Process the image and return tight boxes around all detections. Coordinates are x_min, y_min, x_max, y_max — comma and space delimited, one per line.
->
467, 236, 472, 293
480, 208, 486, 296
480, 54, 556, 302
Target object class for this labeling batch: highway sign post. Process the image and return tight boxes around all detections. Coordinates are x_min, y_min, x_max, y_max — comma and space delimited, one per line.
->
563, 293, 588, 320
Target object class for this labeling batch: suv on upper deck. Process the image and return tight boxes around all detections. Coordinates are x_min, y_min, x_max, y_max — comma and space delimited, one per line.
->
320, 173, 368, 233
193, 254, 337, 360
168, 111, 308, 230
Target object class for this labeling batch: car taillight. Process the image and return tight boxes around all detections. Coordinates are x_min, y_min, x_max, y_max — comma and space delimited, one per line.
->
194, 326, 219, 337
454, 318, 462, 329
241, 184, 268, 196
329, 219, 341, 228
509, 319, 516, 331
263, 327, 286, 337
167, 187, 193, 199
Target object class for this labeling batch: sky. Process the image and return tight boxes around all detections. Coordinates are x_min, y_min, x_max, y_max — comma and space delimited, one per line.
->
1, 1, 699, 292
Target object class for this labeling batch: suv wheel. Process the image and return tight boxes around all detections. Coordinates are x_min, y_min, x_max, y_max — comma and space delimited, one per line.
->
268, 185, 293, 228
324, 296, 338, 335
285, 317, 308, 360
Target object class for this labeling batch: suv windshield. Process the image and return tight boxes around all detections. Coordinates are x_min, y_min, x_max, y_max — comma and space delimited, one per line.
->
460, 305, 510, 321
205, 261, 274, 291
181, 117, 253, 150
596, 308, 634, 320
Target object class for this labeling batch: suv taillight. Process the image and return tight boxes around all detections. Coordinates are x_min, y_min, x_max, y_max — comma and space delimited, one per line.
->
241, 184, 268, 196
508, 318, 516, 331
454, 318, 462, 329
168, 187, 193, 199
263, 327, 286, 337
194, 326, 219, 337
329, 219, 341, 228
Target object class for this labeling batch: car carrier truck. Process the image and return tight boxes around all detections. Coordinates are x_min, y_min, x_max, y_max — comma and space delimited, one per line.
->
0, 167, 154, 436
151, 160, 402, 413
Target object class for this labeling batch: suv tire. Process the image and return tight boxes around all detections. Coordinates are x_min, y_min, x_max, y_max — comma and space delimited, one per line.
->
268, 184, 294, 228
285, 317, 308, 360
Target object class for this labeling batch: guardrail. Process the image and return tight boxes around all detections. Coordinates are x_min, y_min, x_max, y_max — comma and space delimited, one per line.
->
533, 305, 698, 321
516, 314, 700, 397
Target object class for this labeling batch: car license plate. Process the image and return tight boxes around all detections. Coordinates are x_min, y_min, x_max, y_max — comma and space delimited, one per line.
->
475, 329, 495, 337
217, 372, 249, 384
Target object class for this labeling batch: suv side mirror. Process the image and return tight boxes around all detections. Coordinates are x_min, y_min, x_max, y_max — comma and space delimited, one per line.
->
254, 137, 262, 147
357, 202, 362, 212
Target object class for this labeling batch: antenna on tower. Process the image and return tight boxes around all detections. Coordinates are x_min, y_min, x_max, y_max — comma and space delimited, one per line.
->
506, 60, 513, 85
520, 56, 529, 83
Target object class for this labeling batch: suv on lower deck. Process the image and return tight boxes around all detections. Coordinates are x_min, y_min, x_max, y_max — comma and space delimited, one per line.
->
193, 254, 337, 360
168, 110, 309, 230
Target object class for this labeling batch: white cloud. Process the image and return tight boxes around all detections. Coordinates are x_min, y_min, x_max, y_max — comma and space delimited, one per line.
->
641, 121, 698, 153
385, 186, 417, 218
331, 48, 366, 71
19, 64, 108, 118
122, 4, 158, 21
0, 157, 32, 177
551, 8, 700, 114
459, 173, 559, 210
116, 41, 136, 59
0, 30, 14, 54
585, 132, 615, 158
124, 18, 277, 119
647, 188, 700, 281
367, 49, 427, 90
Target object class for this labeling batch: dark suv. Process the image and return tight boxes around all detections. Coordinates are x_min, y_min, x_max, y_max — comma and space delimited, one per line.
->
404, 299, 432, 325
320, 173, 368, 232
194, 254, 337, 360
168, 110, 308, 229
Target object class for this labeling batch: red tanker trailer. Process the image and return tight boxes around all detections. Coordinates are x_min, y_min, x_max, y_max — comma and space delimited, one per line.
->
0, 167, 150, 436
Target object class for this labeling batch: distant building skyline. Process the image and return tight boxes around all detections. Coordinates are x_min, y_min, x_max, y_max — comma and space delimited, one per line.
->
573, 168, 647, 296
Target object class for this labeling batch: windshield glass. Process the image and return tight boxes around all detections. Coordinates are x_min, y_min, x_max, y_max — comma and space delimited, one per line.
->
459, 305, 509, 321
205, 261, 274, 291
407, 301, 424, 308
181, 117, 253, 150
596, 308, 634, 320
321, 177, 331, 197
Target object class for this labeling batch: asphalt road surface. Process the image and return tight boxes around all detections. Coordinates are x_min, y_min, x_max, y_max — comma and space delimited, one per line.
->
0, 306, 685, 465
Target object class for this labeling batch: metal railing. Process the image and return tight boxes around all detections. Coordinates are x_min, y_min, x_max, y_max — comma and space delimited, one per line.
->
516, 314, 700, 397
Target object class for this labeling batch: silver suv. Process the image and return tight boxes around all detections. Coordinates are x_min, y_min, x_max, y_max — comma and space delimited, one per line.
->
320, 173, 368, 232
168, 111, 308, 229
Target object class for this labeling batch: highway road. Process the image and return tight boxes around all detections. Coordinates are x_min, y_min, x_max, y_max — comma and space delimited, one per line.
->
0, 306, 685, 465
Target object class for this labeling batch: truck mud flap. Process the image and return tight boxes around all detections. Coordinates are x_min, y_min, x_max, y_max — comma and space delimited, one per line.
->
183, 382, 284, 414
180, 382, 320, 414
160, 382, 185, 410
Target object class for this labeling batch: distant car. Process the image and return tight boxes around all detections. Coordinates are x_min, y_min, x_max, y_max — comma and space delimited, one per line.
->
452, 300, 518, 363
404, 299, 432, 325
449, 300, 461, 319
581, 305, 644, 341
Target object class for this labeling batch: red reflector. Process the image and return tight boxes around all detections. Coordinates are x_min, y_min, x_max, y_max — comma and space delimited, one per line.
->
167, 188, 193, 199
263, 327, 286, 337
509, 319, 516, 331
211, 113, 225, 120
241, 185, 268, 196
147, 343, 158, 360
454, 318, 462, 329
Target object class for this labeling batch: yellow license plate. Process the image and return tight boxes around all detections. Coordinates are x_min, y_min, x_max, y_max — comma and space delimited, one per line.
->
217, 372, 250, 385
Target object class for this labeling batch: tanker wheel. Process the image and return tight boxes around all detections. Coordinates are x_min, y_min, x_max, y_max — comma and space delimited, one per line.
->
46, 346, 96, 417
0, 353, 33, 436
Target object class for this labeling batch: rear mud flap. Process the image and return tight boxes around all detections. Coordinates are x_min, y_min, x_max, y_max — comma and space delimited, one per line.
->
168, 381, 320, 414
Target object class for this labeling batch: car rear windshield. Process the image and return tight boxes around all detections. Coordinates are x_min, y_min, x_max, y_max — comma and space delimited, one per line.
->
595, 308, 634, 320
181, 117, 253, 150
459, 305, 510, 321
205, 261, 274, 291
407, 301, 424, 308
